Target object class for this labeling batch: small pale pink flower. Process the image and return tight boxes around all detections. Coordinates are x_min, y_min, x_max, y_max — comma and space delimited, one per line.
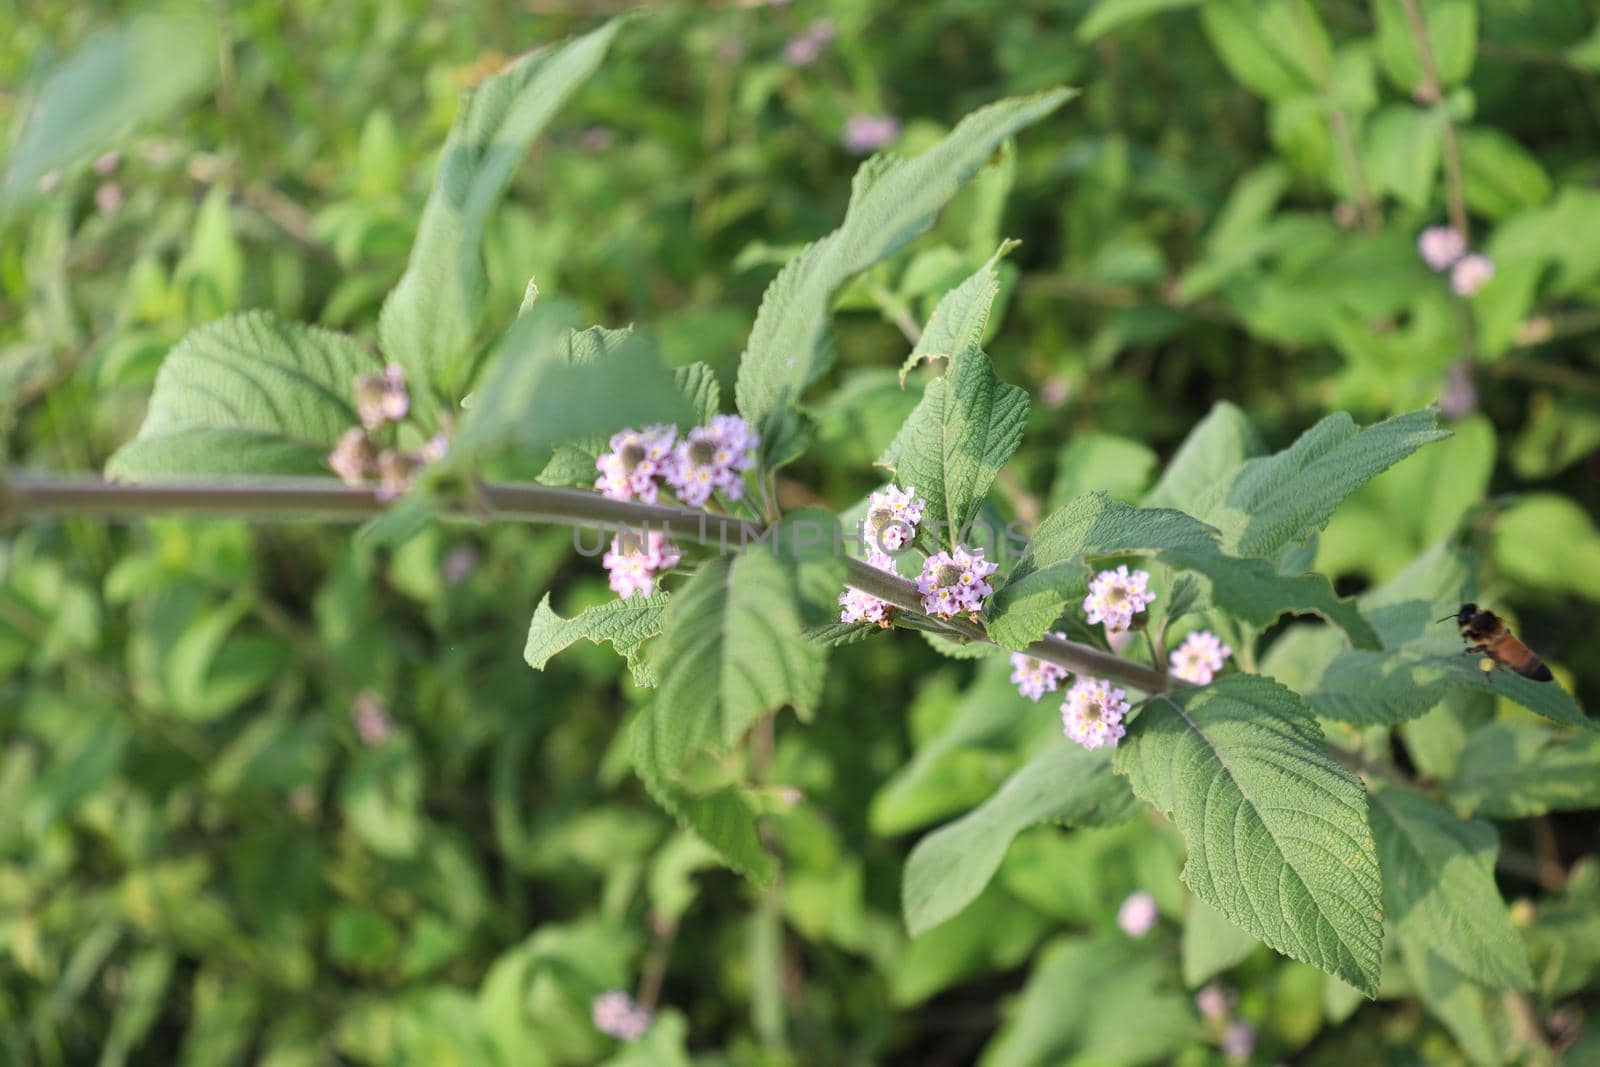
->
603, 529, 680, 599
95, 182, 124, 215
351, 691, 394, 746
1083, 565, 1155, 634
1222, 1021, 1256, 1061
915, 546, 998, 620
329, 428, 377, 486
1009, 639, 1070, 701
1061, 677, 1130, 750
1417, 225, 1466, 272
843, 114, 901, 155
783, 18, 834, 65
1439, 359, 1478, 418
1117, 890, 1158, 938
1169, 630, 1232, 685
1451, 253, 1495, 297
375, 448, 423, 502
355, 364, 410, 429
864, 483, 925, 553
839, 546, 897, 626
666, 414, 757, 507
591, 990, 652, 1041
1196, 983, 1231, 1022
93, 151, 121, 176
596, 424, 679, 504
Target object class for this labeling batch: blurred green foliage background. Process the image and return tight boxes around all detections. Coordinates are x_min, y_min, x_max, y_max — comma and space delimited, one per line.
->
2, 1, 1599, 1064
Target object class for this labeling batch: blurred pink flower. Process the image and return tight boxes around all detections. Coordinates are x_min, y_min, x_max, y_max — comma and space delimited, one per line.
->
1117, 890, 1158, 937
1451, 253, 1495, 297
843, 114, 901, 155
1417, 225, 1466, 272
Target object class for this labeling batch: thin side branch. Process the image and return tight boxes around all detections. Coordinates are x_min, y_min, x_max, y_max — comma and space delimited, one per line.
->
1, 472, 1174, 693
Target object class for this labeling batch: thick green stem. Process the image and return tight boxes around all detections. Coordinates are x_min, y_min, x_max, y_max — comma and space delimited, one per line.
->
1, 472, 1173, 693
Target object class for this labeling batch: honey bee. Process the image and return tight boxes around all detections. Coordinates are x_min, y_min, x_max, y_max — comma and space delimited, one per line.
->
1442, 603, 1553, 683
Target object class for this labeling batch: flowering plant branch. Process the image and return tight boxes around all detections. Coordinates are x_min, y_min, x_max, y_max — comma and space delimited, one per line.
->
0, 471, 1171, 694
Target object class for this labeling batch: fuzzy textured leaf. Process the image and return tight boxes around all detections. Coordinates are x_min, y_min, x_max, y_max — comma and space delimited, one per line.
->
649, 554, 824, 772
898, 241, 1016, 384
107, 311, 379, 479
1368, 783, 1532, 990
631, 709, 774, 885
524, 592, 669, 688
734, 89, 1073, 445
1115, 675, 1385, 995
879, 346, 1029, 551
1449, 723, 1600, 818
454, 302, 694, 458
989, 493, 1378, 652
903, 744, 1139, 935
1207, 409, 1448, 558
379, 20, 620, 406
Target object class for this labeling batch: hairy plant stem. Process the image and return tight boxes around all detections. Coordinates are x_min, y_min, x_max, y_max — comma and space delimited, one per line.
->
1, 472, 1174, 693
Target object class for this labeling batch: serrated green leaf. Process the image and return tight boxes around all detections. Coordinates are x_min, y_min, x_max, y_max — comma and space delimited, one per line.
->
1143, 401, 1263, 514
1208, 409, 1448, 558
903, 743, 1140, 936
379, 20, 621, 407
106, 311, 379, 479
0, 7, 218, 211
989, 493, 1378, 652
878, 346, 1028, 552
734, 89, 1074, 449
453, 301, 694, 459
1115, 675, 1384, 995
523, 592, 669, 688
1449, 723, 1600, 818
1368, 783, 1532, 991
898, 240, 1017, 384
631, 709, 774, 885
649, 553, 824, 772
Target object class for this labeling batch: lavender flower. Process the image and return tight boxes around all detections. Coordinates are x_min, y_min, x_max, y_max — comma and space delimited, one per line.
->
95, 183, 124, 215
1060, 677, 1130, 750
864, 483, 925, 553
1222, 1021, 1256, 1061
839, 545, 898, 626
1195, 983, 1231, 1023
842, 114, 901, 155
666, 414, 757, 507
374, 448, 424, 502
1083, 565, 1155, 635
1438, 359, 1478, 418
916, 546, 998, 620
1417, 225, 1466, 272
328, 428, 377, 486
595, 424, 678, 504
351, 691, 394, 746
603, 529, 681, 599
1117, 890, 1158, 938
783, 18, 835, 65
1451, 253, 1495, 297
354, 364, 411, 429
1009, 641, 1070, 701
591, 990, 652, 1041
1169, 630, 1232, 685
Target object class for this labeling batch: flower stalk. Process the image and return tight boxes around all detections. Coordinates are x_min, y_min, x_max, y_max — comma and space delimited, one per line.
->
0, 471, 1173, 693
